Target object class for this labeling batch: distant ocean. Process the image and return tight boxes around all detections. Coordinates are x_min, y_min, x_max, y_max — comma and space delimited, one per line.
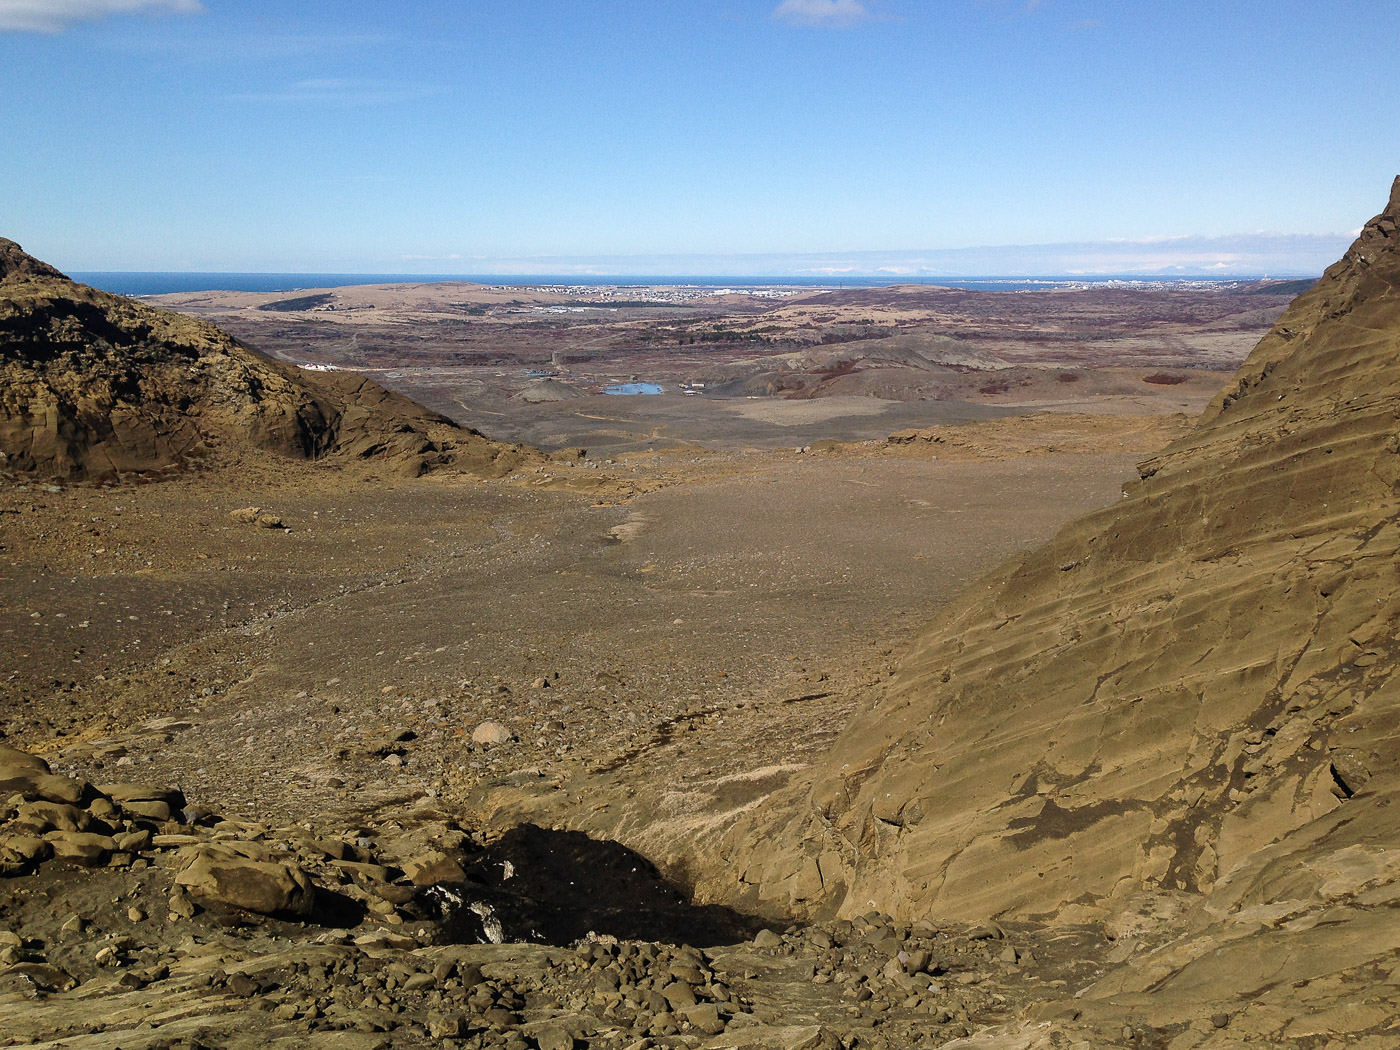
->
67, 272, 1276, 297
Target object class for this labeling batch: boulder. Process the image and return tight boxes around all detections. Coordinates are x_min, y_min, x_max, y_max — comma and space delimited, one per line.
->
121, 800, 173, 823
13, 801, 90, 834
0, 746, 47, 774
661, 980, 698, 1008
0, 962, 76, 992
0, 751, 89, 805
100, 782, 186, 808
683, 1002, 727, 1035
114, 829, 152, 852
532, 1024, 575, 1050
44, 831, 115, 867
175, 848, 316, 918
471, 722, 515, 745
0, 835, 51, 874
401, 850, 467, 886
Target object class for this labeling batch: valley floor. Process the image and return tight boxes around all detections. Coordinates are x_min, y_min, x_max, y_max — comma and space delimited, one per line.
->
2, 417, 1161, 834
0, 412, 1219, 1049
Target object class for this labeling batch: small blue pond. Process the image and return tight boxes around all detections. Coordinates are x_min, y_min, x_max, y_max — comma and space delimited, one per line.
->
604, 382, 665, 395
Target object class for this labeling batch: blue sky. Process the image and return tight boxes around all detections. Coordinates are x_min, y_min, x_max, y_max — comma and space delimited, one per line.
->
3, 0, 1396, 275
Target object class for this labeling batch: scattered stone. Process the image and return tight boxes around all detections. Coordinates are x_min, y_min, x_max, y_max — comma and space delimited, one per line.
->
683, 1002, 726, 1035
230, 507, 286, 528
753, 929, 783, 949
707, 1025, 839, 1049
472, 722, 515, 745
533, 1024, 575, 1050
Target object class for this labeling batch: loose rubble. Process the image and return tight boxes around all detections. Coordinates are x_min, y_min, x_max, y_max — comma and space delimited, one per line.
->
0, 744, 1115, 1049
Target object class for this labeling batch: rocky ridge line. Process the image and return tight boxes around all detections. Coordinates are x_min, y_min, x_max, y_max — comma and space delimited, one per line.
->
0, 238, 538, 480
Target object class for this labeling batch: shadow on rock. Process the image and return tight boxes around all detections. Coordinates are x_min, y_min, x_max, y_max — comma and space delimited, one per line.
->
411, 825, 768, 947
310, 887, 368, 929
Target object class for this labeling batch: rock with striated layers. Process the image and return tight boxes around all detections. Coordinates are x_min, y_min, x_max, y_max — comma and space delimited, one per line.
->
0, 238, 539, 480
703, 177, 1400, 1028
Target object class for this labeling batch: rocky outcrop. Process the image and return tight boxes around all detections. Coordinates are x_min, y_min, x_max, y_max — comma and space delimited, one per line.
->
174, 845, 318, 918
6, 744, 1060, 1049
0, 238, 537, 479
696, 178, 1400, 1031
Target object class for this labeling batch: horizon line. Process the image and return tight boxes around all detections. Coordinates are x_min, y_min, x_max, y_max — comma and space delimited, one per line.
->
69, 269, 1322, 280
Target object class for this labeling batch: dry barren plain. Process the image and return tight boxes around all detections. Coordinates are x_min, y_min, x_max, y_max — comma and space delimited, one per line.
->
147, 279, 1299, 454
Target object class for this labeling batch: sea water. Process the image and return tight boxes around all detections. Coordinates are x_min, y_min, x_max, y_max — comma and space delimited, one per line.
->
66, 272, 1268, 297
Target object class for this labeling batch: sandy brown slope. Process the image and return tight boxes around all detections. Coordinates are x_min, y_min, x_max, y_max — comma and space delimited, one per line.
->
0, 239, 535, 480
693, 179, 1400, 1040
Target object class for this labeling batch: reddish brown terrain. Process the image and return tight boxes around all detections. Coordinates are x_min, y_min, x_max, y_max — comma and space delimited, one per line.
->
147, 277, 1302, 456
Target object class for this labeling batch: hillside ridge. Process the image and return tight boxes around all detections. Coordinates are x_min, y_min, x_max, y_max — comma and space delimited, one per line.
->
0, 239, 536, 480
691, 175, 1400, 1039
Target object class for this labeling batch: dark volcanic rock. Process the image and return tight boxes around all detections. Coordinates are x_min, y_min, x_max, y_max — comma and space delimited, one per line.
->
0, 238, 537, 480
0, 238, 66, 282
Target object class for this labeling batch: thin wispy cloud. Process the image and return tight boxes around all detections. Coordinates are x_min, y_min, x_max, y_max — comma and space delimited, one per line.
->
773, 0, 872, 28
0, 0, 203, 34
230, 78, 434, 106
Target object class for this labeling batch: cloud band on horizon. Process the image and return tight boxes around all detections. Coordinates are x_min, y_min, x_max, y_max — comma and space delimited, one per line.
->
389, 231, 1353, 279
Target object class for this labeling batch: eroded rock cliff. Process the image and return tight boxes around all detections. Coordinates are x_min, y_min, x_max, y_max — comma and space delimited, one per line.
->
702, 178, 1400, 1036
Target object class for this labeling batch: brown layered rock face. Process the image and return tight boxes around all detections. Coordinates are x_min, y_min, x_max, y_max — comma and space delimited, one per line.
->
0, 238, 535, 479
700, 179, 1400, 1026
